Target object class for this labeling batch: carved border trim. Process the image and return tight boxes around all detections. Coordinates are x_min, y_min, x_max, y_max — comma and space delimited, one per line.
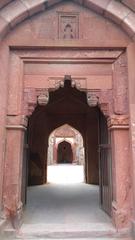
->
108, 115, 129, 129
24, 88, 113, 119
6, 125, 27, 131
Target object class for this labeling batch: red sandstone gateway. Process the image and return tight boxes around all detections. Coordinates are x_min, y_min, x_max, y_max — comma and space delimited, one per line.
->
0, 0, 135, 239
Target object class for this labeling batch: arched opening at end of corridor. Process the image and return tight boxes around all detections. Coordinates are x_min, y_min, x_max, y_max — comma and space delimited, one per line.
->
23, 78, 112, 224
57, 141, 73, 164
47, 124, 85, 184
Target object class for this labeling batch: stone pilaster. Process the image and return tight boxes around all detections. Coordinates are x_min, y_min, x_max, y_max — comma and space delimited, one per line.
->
108, 115, 131, 229
127, 43, 135, 236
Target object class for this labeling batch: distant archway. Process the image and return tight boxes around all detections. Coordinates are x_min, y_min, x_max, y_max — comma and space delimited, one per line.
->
57, 141, 73, 164
47, 123, 85, 184
47, 124, 84, 166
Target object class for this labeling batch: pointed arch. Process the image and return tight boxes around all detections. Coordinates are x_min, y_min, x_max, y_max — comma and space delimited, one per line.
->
57, 140, 73, 164
47, 123, 84, 165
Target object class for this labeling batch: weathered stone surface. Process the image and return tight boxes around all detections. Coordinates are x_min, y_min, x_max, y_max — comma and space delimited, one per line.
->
122, 12, 135, 37
73, 0, 83, 5
84, 0, 111, 14
0, 0, 12, 9
127, 44, 135, 233
46, 0, 62, 7
21, 0, 45, 16
0, 43, 10, 217
0, 1, 28, 28
0, 16, 9, 39
113, 53, 128, 115
7, 1, 130, 45
105, 1, 131, 24
122, 0, 135, 12
0, 0, 134, 39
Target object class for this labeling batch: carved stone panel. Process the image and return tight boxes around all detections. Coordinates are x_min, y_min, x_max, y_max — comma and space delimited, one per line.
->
58, 12, 79, 39
107, 115, 129, 128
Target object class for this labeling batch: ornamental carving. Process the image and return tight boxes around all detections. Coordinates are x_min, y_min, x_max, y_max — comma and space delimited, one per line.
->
37, 90, 49, 106
48, 77, 64, 90
87, 92, 99, 107
108, 115, 129, 128
58, 12, 79, 39
86, 91, 111, 118
48, 75, 86, 90
71, 77, 86, 90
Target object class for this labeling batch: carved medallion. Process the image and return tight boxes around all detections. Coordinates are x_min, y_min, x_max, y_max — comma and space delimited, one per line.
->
58, 12, 79, 39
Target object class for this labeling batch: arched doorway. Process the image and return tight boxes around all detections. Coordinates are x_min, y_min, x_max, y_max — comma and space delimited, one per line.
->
57, 140, 73, 163
25, 78, 112, 221
22, 94, 112, 234
27, 79, 99, 186
47, 124, 85, 184
47, 124, 84, 166
1, 0, 132, 234
57, 141, 75, 164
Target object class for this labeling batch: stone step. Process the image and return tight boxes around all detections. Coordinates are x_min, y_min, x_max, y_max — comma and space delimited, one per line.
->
3, 223, 132, 240
1, 233, 133, 240
10, 237, 133, 240
1, 235, 133, 240
2, 221, 132, 239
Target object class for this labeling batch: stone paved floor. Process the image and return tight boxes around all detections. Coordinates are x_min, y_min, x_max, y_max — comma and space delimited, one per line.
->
2, 165, 132, 239
23, 184, 111, 225
19, 183, 114, 238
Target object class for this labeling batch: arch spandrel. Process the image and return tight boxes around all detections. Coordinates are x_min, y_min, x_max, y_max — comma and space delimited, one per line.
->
0, 0, 135, 42
4, 0, 131, 45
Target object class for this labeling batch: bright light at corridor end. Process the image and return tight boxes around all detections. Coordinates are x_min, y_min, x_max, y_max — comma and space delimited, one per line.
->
47, 164, 84, 184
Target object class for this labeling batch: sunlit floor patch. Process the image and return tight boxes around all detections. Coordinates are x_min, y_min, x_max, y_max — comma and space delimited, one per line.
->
47, 164, 84, 184
21, 183, 114, 238
23, 183, 111, 225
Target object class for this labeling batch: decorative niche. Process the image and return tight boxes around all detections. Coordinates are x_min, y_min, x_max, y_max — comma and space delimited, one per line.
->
58, 12, 79, 39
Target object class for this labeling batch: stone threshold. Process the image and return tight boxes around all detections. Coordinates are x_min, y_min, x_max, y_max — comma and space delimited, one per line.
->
3, 223, 132, 239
